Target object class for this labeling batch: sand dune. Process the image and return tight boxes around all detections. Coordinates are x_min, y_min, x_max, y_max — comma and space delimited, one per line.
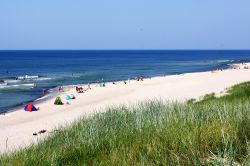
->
1, 63, 250, 154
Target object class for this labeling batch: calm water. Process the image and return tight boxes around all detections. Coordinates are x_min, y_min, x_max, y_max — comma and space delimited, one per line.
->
0, 50, 250, 113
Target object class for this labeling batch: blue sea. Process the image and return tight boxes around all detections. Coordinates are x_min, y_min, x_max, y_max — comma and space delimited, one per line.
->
0, 50, 250, 113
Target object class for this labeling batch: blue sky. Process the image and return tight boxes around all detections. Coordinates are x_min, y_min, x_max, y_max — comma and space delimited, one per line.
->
0, 0, 250, 50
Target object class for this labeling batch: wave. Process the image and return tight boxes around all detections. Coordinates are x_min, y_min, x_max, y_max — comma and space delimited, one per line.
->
0, 83, 35, 90
217, 60, 236, 63
35, 95, 49, 101
36, 77, 53, 81
17, 75, 39, 80
0, 83, 7, 86
4, 79, 21, 83
1, 76, 53, 84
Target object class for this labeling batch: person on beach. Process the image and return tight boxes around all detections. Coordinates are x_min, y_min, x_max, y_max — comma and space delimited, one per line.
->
136, 76, 143, 81
87, 83, 91, 89
42, 89, 46, 95
76, 86, 84, 93
59, 86, 63, 92
101, 78, 105, 87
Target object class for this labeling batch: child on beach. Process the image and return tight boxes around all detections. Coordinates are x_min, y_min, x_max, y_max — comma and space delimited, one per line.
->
87, 83, 91, 89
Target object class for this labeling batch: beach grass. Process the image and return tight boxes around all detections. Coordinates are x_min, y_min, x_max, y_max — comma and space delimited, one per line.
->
1, 82, 250, 165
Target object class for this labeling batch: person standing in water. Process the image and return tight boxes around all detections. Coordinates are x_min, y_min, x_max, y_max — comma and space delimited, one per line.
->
42, 89, 46, 95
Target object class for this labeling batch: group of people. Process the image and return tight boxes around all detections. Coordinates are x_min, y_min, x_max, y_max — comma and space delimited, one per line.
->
74, 76, 144, 93
63, 76, 145, 95
76, 86, 84, 93
97, 79, 106, 87
136, 76, 144, 81
229, 63, 250, 70
38, 76, 145, 98
76, 83, 91, 93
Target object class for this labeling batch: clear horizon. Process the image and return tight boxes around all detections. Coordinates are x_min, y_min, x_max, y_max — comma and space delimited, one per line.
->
1, 49, 250, 51
1, 1, 250, 50
8, 49, 250, 51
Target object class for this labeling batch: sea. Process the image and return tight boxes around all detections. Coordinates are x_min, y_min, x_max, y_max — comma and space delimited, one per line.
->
0, 50, 250, 113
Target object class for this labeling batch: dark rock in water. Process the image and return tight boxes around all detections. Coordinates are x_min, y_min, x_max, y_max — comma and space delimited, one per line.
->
0, 79, 4, 83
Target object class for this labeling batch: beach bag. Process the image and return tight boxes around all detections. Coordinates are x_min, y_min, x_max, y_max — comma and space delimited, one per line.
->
54, 97, 64, 105
71, 94, 76, 99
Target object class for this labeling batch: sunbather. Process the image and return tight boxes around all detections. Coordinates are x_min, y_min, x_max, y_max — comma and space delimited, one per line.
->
76, 86, 84, 93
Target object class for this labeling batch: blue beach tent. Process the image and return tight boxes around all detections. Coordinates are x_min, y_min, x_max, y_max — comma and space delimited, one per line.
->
24, 103, 38, 112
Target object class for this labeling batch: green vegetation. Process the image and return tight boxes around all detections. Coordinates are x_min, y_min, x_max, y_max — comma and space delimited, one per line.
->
1, 82, 250, 165
200, 92, 216, 102
199, 82, 250, 103
186, 98, 196, 104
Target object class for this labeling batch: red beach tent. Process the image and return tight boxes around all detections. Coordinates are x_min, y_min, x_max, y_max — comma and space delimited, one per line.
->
24, 103, 38, 112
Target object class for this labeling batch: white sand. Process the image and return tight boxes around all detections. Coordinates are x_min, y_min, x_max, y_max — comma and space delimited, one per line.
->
1, 63, 250, 154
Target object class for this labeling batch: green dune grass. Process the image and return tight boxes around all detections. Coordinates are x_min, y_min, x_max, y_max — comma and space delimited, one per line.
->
1, 82, 250, 165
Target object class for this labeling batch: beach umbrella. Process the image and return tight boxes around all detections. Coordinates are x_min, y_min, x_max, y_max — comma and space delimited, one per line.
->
24, 103, 38, 112
65, 95, 71, 101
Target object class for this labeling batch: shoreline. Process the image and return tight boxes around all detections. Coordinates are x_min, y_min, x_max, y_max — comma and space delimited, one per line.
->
1, 62, 250, 154
1, 61, 242, 114
1, 86, 59, 114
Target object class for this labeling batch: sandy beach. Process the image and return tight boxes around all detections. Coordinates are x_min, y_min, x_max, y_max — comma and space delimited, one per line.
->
1, 63, 250, 154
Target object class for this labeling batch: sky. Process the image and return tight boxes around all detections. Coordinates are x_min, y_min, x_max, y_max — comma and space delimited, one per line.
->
0, 0, 250, 50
